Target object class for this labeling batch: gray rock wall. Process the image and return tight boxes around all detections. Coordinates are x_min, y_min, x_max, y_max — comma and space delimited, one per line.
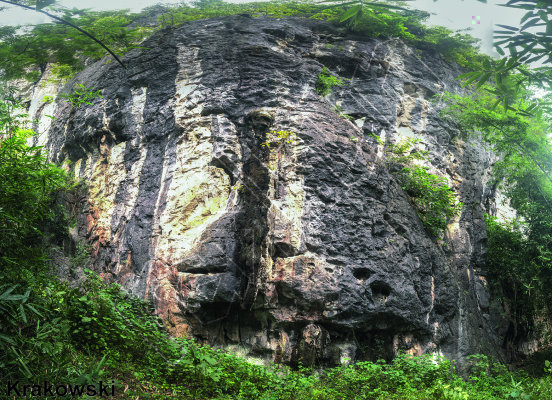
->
26, 15, 510, 374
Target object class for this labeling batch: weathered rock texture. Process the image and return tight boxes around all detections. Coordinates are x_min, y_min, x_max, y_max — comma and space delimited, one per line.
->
24, 15, 513, 374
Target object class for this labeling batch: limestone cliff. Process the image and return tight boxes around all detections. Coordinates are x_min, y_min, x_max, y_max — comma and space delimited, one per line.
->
22, 15, 512, 374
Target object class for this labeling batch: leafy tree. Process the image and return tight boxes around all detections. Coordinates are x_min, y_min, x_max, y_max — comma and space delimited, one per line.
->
0, 0, 128, 69
431, 0, 552, 121
438, 84, 552, 349
0, 86, 73, 280
0, 1, 151, 82
315, 0, 416, 29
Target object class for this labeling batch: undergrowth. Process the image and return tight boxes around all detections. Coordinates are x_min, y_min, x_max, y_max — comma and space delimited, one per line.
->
2, 270, 552, 399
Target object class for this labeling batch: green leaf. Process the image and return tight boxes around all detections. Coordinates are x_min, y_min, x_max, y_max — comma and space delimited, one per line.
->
26, 304, 43, 317
496, 24, 521, 32
476, 72, 493, 89
518, 42, 538, 58
315, 1, 359, 11
495, 38, 516, 47
36, 0, 56, 11
504, 97, 509, 113
495, 57, 508, 70
521, 18, 544, 31
520, 11, 535, 24
490, 98, 501, 111
0, 333, 15, 344
462, 72, 484, 87
538, 10, 549, 22
340, 4, 362, 23
19, 304, 27, 323
483, 58, 492, 70
455, 71, 479, 80
496, 46, 506, 56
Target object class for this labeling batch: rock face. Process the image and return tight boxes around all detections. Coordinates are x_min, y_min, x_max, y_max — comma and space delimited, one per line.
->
26, 15, 511, 374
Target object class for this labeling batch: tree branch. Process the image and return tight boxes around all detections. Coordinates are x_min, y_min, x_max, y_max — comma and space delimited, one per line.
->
0, 0, 126, 69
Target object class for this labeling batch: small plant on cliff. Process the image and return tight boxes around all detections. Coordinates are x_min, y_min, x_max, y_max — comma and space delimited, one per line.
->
315, 67, 345, 97
333, 105, 355, 121
69, 239, 92, 274
261, 130, 295, 147
58, 84, 104, 109
373, 133, 463, 237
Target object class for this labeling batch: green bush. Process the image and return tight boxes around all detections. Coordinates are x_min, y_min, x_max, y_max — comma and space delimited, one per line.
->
396, 164, 463, 237
315, 67, 345, 97
58, 83, 104, 109
376, 135, 463, 238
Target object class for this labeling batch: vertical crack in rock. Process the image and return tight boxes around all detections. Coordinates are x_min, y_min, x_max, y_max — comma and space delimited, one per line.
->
238, 110, 275, 310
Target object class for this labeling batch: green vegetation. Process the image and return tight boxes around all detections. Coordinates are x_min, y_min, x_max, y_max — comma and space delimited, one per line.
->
0, 0, 499, 84
438, 78, 552, 355
1, 0, 127, 69
375, 135, 463, 238
398, 165, 463, 237
58, 83, 104, 109
333, 104, 355, 121
315, 67, 345, 97
2, 263, 552, 399
434, 0, 552, 119
261, 130, 296, 147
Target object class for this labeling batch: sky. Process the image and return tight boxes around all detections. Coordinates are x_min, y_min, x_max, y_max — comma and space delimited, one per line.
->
0, 0, 536, 61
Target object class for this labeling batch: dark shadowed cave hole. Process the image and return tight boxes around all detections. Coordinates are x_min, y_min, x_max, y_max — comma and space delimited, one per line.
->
209, 158, 235, 186
371, 282, 391, 301
353, 269, 371, 280
273, 242, 296, 258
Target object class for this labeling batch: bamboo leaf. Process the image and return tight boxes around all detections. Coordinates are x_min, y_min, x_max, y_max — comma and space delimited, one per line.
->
526, 102, 538, 113
483, 58, 492, 70
484, 88, 502, 95
521, 17, 544, 31
494, 30, 519, 34
495, 46, 506, 56
495, 38, 514, 46
496, 58, 508, 70
518, 42, 538, 58
490, 98, 501, 111
476, 72, 493, 89
496, 24, 521, 31
525, 54, 545, 64
19, 304, 27, 323
455, 71, 479, 79
462, 72, 484, 87
340, 4, 362, 23
36, 0, 56, 11
520, 11, 535, 24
